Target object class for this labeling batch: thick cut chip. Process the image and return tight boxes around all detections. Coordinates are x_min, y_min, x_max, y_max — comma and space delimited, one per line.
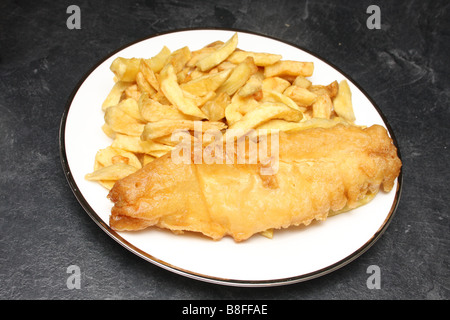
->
112, 133, 173, 155
224, 93, 249, 125
228, 102, 303, 133
140, 154, 156, 166
145, 46, 171, 73
312, 94, 332, 119
283, 86, 318, 107
101, 123, 116, 139
201, 92, 230, 121
264, 60, 314, 78
181, 69, 231, 96
292, 76, 312, 88
333, 80, 355, 122
123, 84, 141, 101
216, 57, 258, 96
94, 146, 142, 170
224, 94, 260, 126
141, 120, 227, 140
262, 77, 291, 93
85, 163, 138, 181
187, 41, 223, 67
196, 33, 238, 72
308, 80, 338, 99
262, 89, 304, 112
154, 131, 198, 147
136, 72, 156, 95
138, 93, 190, 122
139, 59, 159, 91
182, 90, 216, 109
166, 46, 191, 74
118, 98, 144, 122
159, 64, 208, 119
104, 104, 145, 137
102, 81, 134, 111
110, 57, 141, 82
237, 70, 264, 97
236, 96, 260, 115
227, 50, 282, 66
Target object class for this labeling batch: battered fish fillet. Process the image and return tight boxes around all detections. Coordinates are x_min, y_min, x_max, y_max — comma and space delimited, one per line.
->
108, 124, 402, 242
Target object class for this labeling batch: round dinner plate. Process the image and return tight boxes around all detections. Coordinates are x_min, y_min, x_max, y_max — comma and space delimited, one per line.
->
60, 29, 402, 287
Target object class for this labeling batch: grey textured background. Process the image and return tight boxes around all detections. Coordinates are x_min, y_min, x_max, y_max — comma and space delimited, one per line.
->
0, 0, 448, 299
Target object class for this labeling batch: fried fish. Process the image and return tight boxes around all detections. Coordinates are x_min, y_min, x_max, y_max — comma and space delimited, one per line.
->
108, 124, 402, 242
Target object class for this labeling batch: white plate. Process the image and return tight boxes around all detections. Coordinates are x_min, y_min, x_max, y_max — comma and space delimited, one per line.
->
60, 29, 402, 287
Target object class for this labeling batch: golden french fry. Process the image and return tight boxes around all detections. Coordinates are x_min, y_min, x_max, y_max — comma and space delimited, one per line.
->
85, 163, 138, 181
292, 76, 312, 88
160, 63, 208, 119
333, 80, 355, 122
260, 229, 274, 239
176, 66, 191, 83
98, 181, 116, 190
141, 119, 227, 140
204, 40, 225, 48
262, 89, 304, 112
216, 56, 258, 96
196, 33, 238, 72
154, 131, 201, 147
94, 146, 142, 170
136, 72, 156, 95
283, 85, 317, 107
224, 94, 260, 126
181, 69, 231, 96
148, 150, 173, 158
145, 46, 171, 73
226, 84, 260, 116
237, 70, 264, 97
101, 123, 116, 139
140, 154, 156, 166
327, 80, 339, 99
308, 80, 338, 99
92, 145, 147, 190
264, 60, 314, 78
201, 92, 230, 121
312, 94, 332, 119
139, 59, 160, 91
187, 68, 208, 81
215, 61, 236, 72
224, 93, 248, 125
110, 57, 141, 82
228, 102, 303, 132
124, 84, 141, 101
187, 41, 223, 67
112, 133, 173, 155
117, 98, 144, 122
236, 96, 260, 115
227, 50, 282, 66
104, 104, 145, 136
261, 77, 291, 93
182, 90, 216, 108
111, 155, 130, 165
167, 46, 191, 74
138, 92, 190, 122
152, 90, 171, 105
102, 81, 134, 111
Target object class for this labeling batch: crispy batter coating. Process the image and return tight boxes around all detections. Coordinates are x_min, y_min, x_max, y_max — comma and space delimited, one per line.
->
108, 124, 402, 242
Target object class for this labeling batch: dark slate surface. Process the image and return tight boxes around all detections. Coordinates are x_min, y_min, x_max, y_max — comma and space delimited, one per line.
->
0, 0, 448, 300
